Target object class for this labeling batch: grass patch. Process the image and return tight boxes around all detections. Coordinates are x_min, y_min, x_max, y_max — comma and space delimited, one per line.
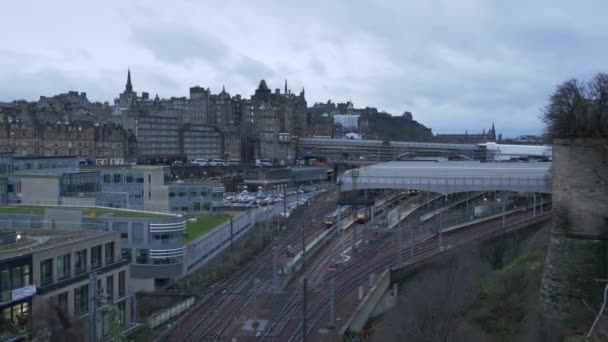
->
183, 215, 231, 243
81, 208, 172, 219
0, 206, 45, 214
0, 205, 173, 218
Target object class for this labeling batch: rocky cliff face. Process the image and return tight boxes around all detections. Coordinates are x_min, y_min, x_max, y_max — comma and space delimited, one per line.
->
539, 138, 608, 327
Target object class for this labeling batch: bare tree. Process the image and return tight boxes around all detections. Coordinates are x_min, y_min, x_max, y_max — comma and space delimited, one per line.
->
542, 73, 608, 138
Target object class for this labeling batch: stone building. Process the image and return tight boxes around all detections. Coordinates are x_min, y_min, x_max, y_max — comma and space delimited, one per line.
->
0, 121, 134, 163
433, 123, 498, 143
181, 124, 223, 160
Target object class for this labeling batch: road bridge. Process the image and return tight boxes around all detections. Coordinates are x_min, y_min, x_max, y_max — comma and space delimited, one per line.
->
338, 161, 552, 195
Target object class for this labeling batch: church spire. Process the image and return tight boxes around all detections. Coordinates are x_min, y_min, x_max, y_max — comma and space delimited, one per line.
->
126, 68, 133, 93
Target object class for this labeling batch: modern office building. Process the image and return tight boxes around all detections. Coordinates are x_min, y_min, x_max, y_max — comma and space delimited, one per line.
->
95, 165, 224, 213
0, 229, 132, 341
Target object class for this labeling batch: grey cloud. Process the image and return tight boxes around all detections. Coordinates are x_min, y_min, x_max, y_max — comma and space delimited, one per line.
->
130, 25, 231, 65
231, 56, 276, 84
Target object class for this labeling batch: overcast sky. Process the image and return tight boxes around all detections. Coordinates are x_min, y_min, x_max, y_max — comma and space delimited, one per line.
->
2, 0, 606, 137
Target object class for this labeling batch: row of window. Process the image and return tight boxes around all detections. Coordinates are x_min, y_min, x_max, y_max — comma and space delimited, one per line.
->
170, 202, 214, 212
40, 242, 115, 287
112, 223, 144, 243
71, 270, 126, 316
103, 174, 145, 184
168, 190, 212, 198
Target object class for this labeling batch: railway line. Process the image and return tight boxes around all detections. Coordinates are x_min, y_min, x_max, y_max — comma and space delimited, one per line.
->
161, 187, 546, 342
296, 209, 550, 341
162, 189, 337, 342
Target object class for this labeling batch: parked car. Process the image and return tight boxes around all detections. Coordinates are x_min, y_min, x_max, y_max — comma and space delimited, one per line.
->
208, 159, 226, 166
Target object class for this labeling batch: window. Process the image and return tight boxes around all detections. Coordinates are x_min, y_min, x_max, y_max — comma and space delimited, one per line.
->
106, 275, 114, 302
126, 175, 134, 183
135, 249, 148, 264
11, 267, 22, 289
192, 202, 201, 211
118, 271, 126, 297
103, 174, 111, 183
75, 249, 87, 274
132, 224, 144, 244
103, 310, 112, 336
118, 300, 126, 326
181, 206, 189, 212
1, 270, 10, 302
40, 258, 53, 286
169, 191, 176, 197
113, 174, 122, 183
57, 291, 68, 314
121, 248, 132, 262
91, 245, 102, 270
4, 302, 29, 324
178, 191, 186, 197
56, 253, 70, 280
136, 177, 144, 183
105, 242, 115, 264
23, 265, 29, 286
113, 222, 128, 239
74, 284, 88, 315
190, 191, 198, 197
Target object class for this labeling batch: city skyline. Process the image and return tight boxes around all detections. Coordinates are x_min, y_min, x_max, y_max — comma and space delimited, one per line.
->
2, 1, 607, 136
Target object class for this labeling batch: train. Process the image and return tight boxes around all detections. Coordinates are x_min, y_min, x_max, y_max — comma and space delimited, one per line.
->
356, 208, 368, 224
324, 206, 354, 228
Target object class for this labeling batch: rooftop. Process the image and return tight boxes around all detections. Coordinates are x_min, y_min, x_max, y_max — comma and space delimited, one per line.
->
352, 160, 551, 178
81, 165, 166, 171
0, 229, 114, 260
0, 205, 175, 218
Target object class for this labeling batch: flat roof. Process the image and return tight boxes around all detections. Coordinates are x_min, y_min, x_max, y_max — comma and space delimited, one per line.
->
355, 160, 550, 178
0, 205, 175, 219
0, 229, 115, 260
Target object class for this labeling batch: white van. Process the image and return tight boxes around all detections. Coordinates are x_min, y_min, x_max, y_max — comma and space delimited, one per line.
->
191, 159, 208, 166
209, 159, 226, 166
256, 159, 273, 167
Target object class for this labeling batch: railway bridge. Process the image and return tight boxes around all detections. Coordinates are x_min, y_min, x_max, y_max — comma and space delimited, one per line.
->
337, 161, 552, 195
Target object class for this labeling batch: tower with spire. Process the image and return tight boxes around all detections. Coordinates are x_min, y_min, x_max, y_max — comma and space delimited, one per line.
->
115, 68, 139, 107
125, 68, 133, 93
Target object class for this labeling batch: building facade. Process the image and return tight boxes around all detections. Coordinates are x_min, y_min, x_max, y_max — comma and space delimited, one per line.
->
0, 230, 132, 341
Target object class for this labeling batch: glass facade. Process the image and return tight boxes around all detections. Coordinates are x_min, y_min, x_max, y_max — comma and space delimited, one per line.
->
59, 171, 100, 196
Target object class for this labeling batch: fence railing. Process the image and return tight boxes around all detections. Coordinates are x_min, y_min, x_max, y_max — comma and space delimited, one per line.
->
148, 297, 195, 329
184, 210, 256, 272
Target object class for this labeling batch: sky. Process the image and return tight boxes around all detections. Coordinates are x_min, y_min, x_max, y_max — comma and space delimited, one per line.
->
1, 0, 607, 137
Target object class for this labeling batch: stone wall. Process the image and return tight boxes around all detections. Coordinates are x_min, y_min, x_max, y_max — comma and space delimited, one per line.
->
539, 138, 608, 326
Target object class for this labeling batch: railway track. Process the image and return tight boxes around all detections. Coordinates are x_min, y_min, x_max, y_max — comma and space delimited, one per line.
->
287, 209, 551, 341
163, 188, 338, 342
